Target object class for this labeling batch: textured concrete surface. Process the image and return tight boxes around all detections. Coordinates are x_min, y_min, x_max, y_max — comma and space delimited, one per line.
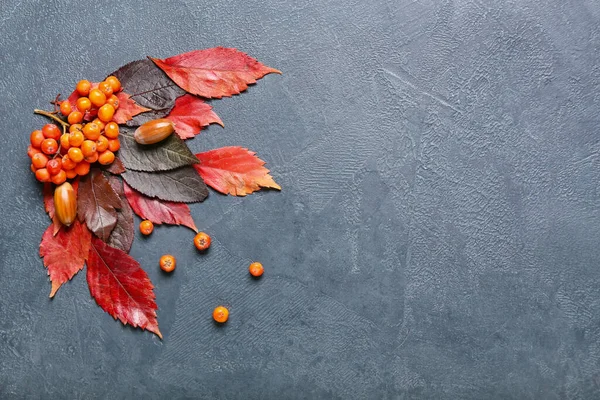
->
2, 0, 600, 398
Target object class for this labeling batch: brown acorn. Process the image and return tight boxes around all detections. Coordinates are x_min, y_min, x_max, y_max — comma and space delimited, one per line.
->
134, 118, 174, 145
54, 182, 77, 226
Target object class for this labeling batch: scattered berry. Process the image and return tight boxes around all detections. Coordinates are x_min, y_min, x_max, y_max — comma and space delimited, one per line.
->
193, 232, 211, 251
159, 254, 176, 273
139, 220, 154, 235
249, 262, 264, 277
213, 306, 229, 323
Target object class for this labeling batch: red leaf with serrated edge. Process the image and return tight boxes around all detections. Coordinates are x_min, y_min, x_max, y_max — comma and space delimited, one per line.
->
123, 181, 197, 232
194, 147, 281, 196
39, 220, 91, 298
44, 180, 79, 235
166, 94, 223, 139
87, 237, 162, 339
112, 92, 152, 124
150, 47, 281, 99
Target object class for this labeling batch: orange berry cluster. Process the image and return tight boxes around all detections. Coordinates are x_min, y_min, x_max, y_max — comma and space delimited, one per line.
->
29, 77, 123, 184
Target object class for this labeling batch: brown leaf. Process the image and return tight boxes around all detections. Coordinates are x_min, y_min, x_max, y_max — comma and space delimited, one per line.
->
107, 176, 135, 252
77, 169, 122, 241
102, 156, 125, 175
122, 167, 208, 203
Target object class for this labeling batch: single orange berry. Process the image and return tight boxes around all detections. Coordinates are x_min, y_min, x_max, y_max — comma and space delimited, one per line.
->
89, 89, 106, 108
107, 138, 120, 152
30, 164, 36, 173
97, 103, 115, 123
31, 153, 48, 169
69, 123, 83, 133
30, 130, 45, 148
60, 133, 71, 150
213, 306, 229, 323
68, 111, 83, 124
60, 101, 72, 116
65, 169, 78, 179
106, 94, 120, 110
42, 124, 61, 140
96, 135, 109, 152
27, 145, 42, 158
67, 147, 84, 163
81, 140, 97, 157
98, 81, 114, 97
82, 122, 101, 140
105, 76, 121, 92
159, 254, 176, 273
41, 138, 58, 155
51, 170, 67, 185
193, 232, 211, 251
61, 155, 77, 170
92, 118, 105, 131
74, 161, 90, 176
68, 130, 84, 147
104, 122, 119, 139
249, 262, 264, 277
46, 158, 62, 175
35, 168, 51, 182
139, 220, 154, 235
84, 152, 99, 163
76, 79, 91, 96
76, 97, 92, 113
97, 150, 115, 165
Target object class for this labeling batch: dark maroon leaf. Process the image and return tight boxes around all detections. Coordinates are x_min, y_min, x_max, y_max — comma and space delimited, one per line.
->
110, 59, 186, 126
102, 156, 125, 175
77, 169, 122, 241
107, 176, 135, 252
122, 167, 208, 203
118, 126, 198, 172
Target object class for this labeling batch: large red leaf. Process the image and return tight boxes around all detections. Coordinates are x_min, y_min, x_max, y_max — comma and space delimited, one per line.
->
112, 91, 152, 124
39, 220, 91, 298
194, 146, 281, 196
77, 169, 122, 241
150, 47, 281, 99
166, 94, 223, 139
123, 181, 197, 232
87, 237, 162, 339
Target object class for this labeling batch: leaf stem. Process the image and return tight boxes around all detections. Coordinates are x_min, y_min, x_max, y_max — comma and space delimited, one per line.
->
34, 109, 70, 129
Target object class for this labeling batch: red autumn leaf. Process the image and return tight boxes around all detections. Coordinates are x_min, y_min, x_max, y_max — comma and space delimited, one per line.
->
150, 47, 281, 99
87, 237, 162, 339
112, 91, 152, 124
44, 180, 79, 235
77, 169, 122, 241
39, 220, 91, 298
166, 94, 223, 139
123, 181, 198, 232
194, 146, 281, 196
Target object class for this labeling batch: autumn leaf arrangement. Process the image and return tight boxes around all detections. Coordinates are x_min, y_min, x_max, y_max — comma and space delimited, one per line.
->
28, 48, 281, 339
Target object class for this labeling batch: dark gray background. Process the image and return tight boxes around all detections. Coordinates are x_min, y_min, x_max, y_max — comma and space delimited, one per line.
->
1, 0, 600, 398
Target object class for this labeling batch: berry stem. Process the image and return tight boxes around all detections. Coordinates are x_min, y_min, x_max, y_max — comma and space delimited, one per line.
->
34, 109, 70, 129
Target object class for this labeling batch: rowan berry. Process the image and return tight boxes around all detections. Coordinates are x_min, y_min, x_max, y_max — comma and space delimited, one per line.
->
92, 118, 105, 131
65, 169, 78, 179
27, 145, 41, 158
68, 131, 84, 147
97, 104, 115, 123
213, 306, 229, 323
41, 138, 58, 155
61, 155, 77, 170
30, 130, 45, 148
84, 152, 99, 163
104, 122, 119, 139
51, 170, 67, 185
76, 79, 91, 96
159, 254, 176, 273
31, 153, 48, 169
105, 76, 121, 92
82, 122, 101, 140
98, 81, 113, 97
106, 94, 119, 110
68, 111, 83, 124
69, 124, 83, 133
76, 97, 92, 113
249, 262, 264, 277
81, 140, 97, 157
60, 101, 72, 116
60, 133, 71, 150
30, 164, 36, 173
193, 232, 211, 251
67, 147, 84, 163
74, 161, 90, 176
107, 138, 120, 152
97, 150, 115, 165
35, 168, 51, 182
96, 135, 109, 153
42, 124, 61, 140
46, 158, 62, 175
89, 89, 106, 108
139, 220, 154, 235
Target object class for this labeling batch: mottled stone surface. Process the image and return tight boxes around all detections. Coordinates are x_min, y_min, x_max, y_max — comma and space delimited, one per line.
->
1, 0, 600, 398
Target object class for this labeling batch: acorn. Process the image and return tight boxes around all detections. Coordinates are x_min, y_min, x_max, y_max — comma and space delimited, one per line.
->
134, 118, 174, 145
54, 182, 77, 226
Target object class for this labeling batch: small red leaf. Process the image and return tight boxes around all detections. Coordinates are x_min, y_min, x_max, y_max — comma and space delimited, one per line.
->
150, 47, 281, 99
123, 181, 197, 232
77, 169, 122, 241
87, 237, 162, 339
112, 91, 152, 124
166, 94, 223, 139
194, 147, 281, 196
39, 220, 91, 298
